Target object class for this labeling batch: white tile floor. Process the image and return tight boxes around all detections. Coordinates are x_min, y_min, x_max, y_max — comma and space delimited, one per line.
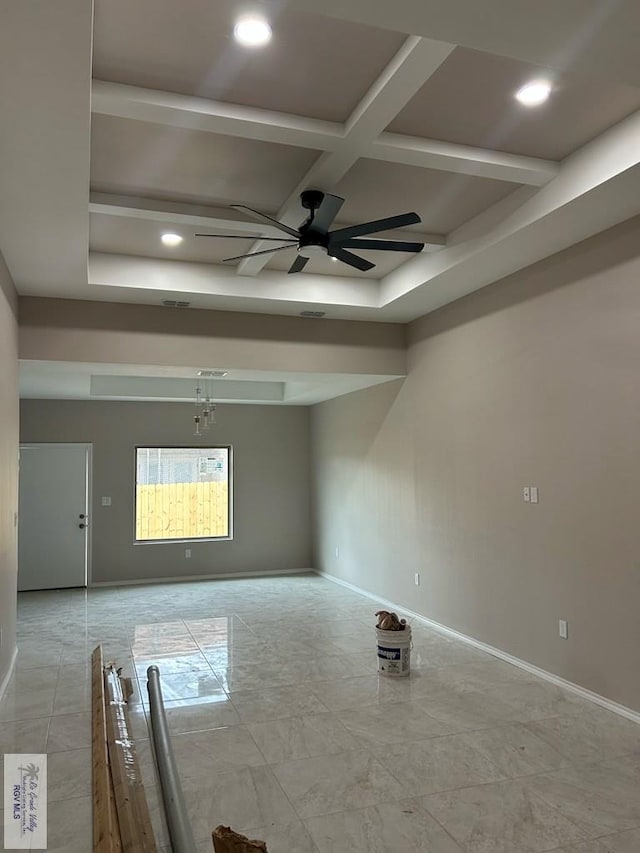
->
1, 574, 640, 852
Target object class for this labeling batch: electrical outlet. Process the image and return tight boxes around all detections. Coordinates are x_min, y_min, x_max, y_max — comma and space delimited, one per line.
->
530, 486, 539, 504
185, 548, 191, 559
101, 496, 112, 507
523, 487, 530, 502
559, 619, 568, 639
414, 572, 420, 586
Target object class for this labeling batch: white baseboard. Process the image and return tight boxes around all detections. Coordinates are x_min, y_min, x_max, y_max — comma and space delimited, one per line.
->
91, 568, 313, 588
0, 645, 18, 703
318, 570, 640, 726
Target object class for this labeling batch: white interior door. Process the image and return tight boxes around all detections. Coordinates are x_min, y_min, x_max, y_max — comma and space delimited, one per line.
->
18, 443, 91, 590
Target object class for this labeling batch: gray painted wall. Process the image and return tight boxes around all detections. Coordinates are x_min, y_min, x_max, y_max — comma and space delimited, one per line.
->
312, 215, 640, 713
20, 400, 311, 584
0, 252, 18, 692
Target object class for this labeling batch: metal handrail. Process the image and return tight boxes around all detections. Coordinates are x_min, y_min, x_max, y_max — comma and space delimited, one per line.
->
146, 666, 198, 853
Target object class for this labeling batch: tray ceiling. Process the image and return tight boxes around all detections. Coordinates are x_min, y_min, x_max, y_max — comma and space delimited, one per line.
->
1, 0, 640, 323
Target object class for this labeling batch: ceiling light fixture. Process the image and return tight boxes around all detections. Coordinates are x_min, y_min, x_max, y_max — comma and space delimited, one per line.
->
515, 79, 552, 107
233, 15, 272, 47
161, 233, 183, 247
193, 375, 217, 437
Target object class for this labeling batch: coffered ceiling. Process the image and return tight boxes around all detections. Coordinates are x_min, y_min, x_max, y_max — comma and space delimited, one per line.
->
2, 0, 640, 325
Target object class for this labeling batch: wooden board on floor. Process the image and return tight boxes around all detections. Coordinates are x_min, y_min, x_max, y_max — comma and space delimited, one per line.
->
92, 645, 122, 853
104, 663, 158, 853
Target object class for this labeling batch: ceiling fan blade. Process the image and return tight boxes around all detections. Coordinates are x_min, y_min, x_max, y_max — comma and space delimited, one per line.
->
336, 238, 424, 253
331, 247, 375, 272
288, 255, 309, 274
196, 233, 297, 241
223, 244, 295, 263
230, 204, 299, 238
309, 194, 345, 234
329, 212, 421, 241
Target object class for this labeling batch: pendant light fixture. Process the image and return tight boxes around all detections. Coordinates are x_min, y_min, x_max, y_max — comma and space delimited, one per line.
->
193, 370, 226, 435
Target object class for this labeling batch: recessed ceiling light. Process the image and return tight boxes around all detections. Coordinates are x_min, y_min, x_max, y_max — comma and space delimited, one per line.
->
515, 79, 552, 107
161, 233, 183, 247
234, 15, 272, 47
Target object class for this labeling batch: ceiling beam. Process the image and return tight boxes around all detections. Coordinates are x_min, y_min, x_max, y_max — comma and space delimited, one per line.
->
91, 81, 555, 187
370, 133, 559, 186
89, 192, 286, 237
237, 35, 456, 275
89, 192, 446, 251
91, 80, 342, 152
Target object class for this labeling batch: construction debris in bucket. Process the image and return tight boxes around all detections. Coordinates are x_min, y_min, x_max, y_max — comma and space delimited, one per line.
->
375, 610, 407, 630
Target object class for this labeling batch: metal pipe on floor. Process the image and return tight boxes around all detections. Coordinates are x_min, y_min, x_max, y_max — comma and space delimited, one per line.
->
146, 665, 198, 853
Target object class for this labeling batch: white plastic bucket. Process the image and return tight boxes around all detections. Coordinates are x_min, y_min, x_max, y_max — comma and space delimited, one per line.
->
376, 625, 411, 676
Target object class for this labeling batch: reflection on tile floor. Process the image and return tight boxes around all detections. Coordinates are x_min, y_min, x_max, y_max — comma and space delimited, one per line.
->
1, 574, 639, 852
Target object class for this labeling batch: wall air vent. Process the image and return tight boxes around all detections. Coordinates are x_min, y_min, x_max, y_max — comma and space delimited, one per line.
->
197, 370, 228, 378
300, 310, 326, 318
161, 300, 191, 308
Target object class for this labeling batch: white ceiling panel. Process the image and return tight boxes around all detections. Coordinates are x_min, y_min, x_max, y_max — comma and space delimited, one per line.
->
93, 0, 407, 122
90, 115, 320, 209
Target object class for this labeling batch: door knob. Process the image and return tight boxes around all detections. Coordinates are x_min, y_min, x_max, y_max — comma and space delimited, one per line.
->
79, 513, 86, 519
79, 523, 86, 529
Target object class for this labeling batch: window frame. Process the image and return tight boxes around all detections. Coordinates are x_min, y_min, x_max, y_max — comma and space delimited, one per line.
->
133, 444, 233, 544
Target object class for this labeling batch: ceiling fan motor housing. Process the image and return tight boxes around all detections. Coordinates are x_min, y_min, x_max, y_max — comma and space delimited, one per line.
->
300, 189, 325, 211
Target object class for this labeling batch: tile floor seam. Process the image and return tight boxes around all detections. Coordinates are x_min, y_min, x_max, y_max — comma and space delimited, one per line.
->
507, 767, 640, 843
411, 799, 476, 853
278, 745, 420, 821
424, 779, 596, 853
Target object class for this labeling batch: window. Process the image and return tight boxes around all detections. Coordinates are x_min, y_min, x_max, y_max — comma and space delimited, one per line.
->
135, 447, 231, 542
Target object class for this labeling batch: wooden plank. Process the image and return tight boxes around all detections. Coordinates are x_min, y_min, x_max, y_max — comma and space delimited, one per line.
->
104, 664, 158, 853
92, 645, 122, 853
203, 481, 211, 536
189, 483, 198, 538
167, 481, 177, 538
176, 480, 184, 539
212, 826, 267, 853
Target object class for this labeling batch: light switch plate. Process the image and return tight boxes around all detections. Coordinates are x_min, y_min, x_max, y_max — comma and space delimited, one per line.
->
530, 487, 539, 504
101, 496, 112, 507
523, 487, 530, 502
559, 619, 568, 639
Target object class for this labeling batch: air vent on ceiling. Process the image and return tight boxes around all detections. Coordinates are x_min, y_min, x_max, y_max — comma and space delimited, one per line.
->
197, 370, 228, 378
300, 310, 326, 318
161, 299, 191, 308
